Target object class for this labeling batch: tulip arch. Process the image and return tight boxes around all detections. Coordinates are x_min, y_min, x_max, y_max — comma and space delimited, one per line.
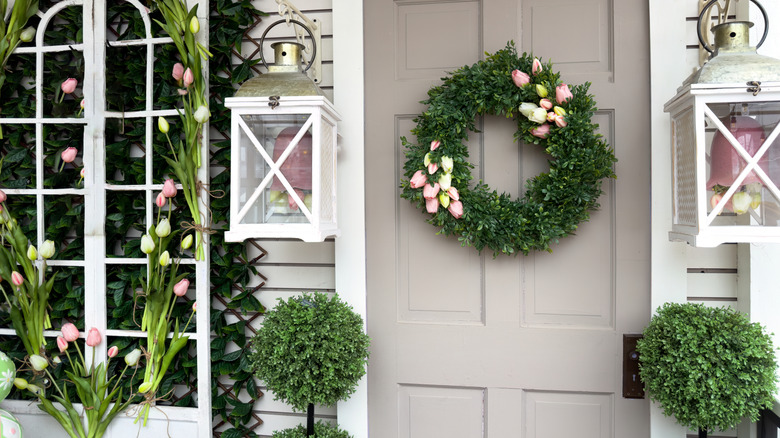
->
400, 42, 617, 256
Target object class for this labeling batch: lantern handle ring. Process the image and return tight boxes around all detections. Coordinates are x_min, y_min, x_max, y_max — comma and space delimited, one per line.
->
259, 19, 317, 73
698, 0, 768, 54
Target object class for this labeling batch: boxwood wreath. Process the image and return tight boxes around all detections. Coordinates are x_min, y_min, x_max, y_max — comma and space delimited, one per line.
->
401, 42, 616, 256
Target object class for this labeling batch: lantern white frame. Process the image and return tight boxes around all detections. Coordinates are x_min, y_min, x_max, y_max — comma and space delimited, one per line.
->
0, 1, 212, 436
665, 80, 780, 247
225, 96, 340, 242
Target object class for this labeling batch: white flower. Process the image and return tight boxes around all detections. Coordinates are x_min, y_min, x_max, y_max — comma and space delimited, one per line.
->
519, 102, 539, 118
0, 370, 13, 392
193, 106, 209, 123
528, 108, 548, 124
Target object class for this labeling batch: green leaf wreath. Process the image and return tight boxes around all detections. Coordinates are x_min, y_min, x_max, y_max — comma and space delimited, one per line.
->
400, 42, 617, 256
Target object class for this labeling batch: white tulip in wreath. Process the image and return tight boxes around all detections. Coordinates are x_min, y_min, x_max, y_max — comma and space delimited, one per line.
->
400, 42, 617, 256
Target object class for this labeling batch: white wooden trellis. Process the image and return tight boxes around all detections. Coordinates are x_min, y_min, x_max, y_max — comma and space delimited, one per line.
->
0, 1, 212, 436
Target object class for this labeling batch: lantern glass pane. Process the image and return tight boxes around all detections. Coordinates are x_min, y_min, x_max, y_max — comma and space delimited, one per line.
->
238, 114, 313, 225
705, 101, 780, 226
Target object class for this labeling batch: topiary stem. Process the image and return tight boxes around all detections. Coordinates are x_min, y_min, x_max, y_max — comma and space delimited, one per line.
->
699, 428, 707, 438
308, 403, 315, 437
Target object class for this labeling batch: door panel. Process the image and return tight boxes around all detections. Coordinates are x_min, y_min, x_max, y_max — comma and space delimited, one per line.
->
365, 0, 650, 436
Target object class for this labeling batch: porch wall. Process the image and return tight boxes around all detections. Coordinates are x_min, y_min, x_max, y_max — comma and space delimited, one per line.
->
212, 0, 342, 435
650, 1, 780, 437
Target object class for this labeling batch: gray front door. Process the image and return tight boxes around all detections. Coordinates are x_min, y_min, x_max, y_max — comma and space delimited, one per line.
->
364, 1, 651, 436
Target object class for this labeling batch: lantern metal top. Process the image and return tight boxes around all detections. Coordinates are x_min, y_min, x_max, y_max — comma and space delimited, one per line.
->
687, 21, 780, 86
234, 20, 324, 98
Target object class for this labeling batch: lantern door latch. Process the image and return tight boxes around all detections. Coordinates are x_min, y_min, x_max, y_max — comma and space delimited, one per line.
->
748, 80, 762, 96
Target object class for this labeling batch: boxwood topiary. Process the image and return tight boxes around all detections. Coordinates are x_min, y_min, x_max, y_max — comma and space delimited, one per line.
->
272, 421, 352, 438
637, 302, 778, 435
249, 292, 370, 411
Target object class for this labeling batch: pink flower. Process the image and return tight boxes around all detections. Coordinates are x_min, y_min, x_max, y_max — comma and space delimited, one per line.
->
425, 197, 439, 213
80, 168, 85, 178
555, 83, 573, 104
61, 323, 79, 342
430, 140, 440, 151
423, 183, 440, 199
448, 200, 464, 218
172, 63, 184, 81
107, 346, 118, 358
10, 271, 23, 287
427, 162, 438, 174
0, 189, 6, 203
80, 99, 85, 109
554, 115, 567, 128
192, 302, 198, 312
61, 147, 78, 163
156, 192, 166, 208
56, 336, 68, 353
512, 69, 530, 87
409, 170, 427, 189
531, 124, 551, 138
86, 328, 101, 347
162, 178, 177, 197
539, 98, 552, 110
532, 58, 543, 75
173, 278, 189, 297
447, 186, 459, 201
61, 78, 77, 94
183, 68, 194, 87
547, 111, 556, 122
177, 89, 188, 96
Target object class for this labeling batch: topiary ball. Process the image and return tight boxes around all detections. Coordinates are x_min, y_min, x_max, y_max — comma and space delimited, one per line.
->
272, 421, 352, 438
637, 302, 778, 433
249, 292, 370, 411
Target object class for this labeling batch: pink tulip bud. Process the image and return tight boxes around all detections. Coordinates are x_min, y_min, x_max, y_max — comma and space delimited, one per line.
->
173, 278, 189, 297
56, 336, 68, 353
183, 68, 194, 87
423, 183, 440, 199
61, 147, 78, 163
555, 83, 573, 104
61, 323, 79, 342
427, 162, 438, 174
11, 271, 23, 287
107, 346, 118, 358
80, 99, 85, 109
177, 89, 188, 96
80, 168, 85, 178
547, 111, 556, 122
430, 140, 440, 151
61, 78, 77, 94
86, 327, 101, 347
409, 170, 427, 189
531, 124, 551, 139
512, 69, 530, 87
447, 186, 459, 201
532, 58, 543, 75
448, 200, 464, 219
425, 197, 440, 213
162, 178, 177, 197
0, 189, 6, 203
539, 98, 553, 110
192, 302, 198, 312
156, 192, 166, 208
172, 63, 184, 81
554, 115, 567, 128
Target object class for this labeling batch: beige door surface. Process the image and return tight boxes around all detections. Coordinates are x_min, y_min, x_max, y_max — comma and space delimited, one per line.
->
364, 1, 650, 436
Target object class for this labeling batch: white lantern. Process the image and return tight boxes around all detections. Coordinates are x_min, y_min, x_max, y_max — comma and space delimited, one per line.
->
665, 1, 780, 247
225, 21, 340, 242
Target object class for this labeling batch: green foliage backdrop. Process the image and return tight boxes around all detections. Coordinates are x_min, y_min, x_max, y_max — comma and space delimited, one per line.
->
0, 1, 267, 436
